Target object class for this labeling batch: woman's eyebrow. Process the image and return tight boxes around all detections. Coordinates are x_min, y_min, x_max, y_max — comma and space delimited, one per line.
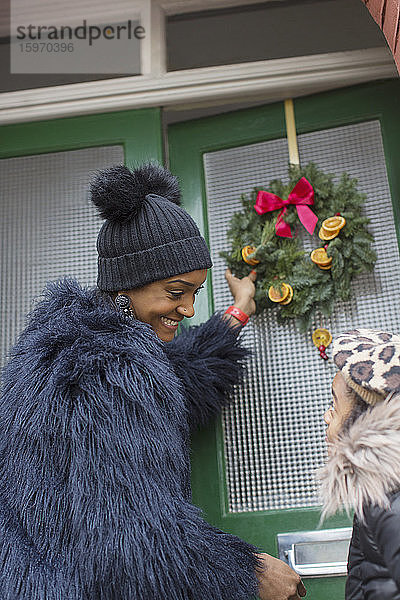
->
166, 279, 195, 287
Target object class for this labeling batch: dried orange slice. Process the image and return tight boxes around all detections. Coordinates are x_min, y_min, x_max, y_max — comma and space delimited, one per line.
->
312, 328, 332, 348
322, 216, 346, 232
279, 284, 293, 305
319, 216, 346, 240
310, 248, 332, 266
319, 227, 339, 241
268, 283, 290, 303
319, 263, 332, 270
241, 245, 260, 265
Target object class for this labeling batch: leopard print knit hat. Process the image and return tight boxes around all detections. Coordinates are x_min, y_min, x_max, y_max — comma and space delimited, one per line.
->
332, 329, 400, 405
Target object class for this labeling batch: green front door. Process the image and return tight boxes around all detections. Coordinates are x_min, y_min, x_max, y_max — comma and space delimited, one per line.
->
168, 79, 400, 600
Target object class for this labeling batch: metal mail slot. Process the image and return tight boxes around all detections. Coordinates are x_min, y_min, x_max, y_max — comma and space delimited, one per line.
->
277, 527, 352, 577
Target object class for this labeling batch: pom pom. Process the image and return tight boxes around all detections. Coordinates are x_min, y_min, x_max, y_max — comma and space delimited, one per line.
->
90, 163, 181, 222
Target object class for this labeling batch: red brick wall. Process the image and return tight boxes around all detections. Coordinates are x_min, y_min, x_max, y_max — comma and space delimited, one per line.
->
361, 0, 400, 71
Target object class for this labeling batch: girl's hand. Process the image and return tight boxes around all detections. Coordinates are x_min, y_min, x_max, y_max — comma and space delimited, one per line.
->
225, 268, 257, 317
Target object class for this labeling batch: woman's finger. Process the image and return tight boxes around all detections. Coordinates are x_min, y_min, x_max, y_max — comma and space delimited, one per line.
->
297, 580, 307, 596
248, 269, 257, 281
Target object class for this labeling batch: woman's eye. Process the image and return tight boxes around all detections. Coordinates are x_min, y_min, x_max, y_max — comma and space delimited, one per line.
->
168, 291, 183, 299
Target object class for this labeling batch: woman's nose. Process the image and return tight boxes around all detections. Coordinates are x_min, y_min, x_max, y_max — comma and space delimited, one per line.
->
177, 302, 195, 318
323, 409, 331, 425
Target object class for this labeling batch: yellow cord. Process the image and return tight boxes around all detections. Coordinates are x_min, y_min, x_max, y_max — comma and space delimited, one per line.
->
284, 99, 300, 166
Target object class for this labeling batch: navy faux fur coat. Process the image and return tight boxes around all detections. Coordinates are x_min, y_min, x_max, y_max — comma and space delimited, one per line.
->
0, 279, 259, 600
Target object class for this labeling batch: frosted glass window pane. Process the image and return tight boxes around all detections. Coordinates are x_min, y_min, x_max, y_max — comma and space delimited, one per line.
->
204, 121, 400, 511
0, 145, 124, 362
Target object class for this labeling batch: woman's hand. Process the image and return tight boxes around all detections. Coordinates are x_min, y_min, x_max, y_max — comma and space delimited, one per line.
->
225, 268, 257, 317
256, 553, 306, 600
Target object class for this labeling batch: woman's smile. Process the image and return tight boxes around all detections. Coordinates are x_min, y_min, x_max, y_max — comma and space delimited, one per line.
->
160, 316, 182, 330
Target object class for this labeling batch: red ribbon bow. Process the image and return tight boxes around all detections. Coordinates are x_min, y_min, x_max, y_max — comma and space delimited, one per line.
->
254, 177, 318, 238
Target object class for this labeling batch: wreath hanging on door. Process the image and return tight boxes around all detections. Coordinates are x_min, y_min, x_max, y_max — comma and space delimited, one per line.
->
220, 162, 376, 332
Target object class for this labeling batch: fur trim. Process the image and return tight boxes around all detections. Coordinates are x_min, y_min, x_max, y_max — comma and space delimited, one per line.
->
0, 279, 258, 599
317, 392, 400, 522
165, 313, 250, 429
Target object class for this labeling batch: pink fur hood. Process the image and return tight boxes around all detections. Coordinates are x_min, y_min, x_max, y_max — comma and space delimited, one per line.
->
317, 392, 400, 521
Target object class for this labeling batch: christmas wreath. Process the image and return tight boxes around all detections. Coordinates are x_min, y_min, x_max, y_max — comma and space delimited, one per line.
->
220, 163, 376, 332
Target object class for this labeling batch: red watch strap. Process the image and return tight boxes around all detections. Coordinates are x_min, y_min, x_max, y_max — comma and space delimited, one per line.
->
224, 305, 250, 326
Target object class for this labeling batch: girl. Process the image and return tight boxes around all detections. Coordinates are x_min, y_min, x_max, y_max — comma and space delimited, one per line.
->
320, 328, 400, 599
0, 164, 304, 599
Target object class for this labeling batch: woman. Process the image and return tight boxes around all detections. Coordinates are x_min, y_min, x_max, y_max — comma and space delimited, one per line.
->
319, 328, 400, 599
0, 164, 304, 599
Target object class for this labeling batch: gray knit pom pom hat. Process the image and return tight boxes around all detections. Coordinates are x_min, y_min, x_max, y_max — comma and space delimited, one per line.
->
91, 163, 212, 291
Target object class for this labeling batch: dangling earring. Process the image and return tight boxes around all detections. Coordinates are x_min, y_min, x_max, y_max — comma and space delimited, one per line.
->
115, 294, 135, 319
